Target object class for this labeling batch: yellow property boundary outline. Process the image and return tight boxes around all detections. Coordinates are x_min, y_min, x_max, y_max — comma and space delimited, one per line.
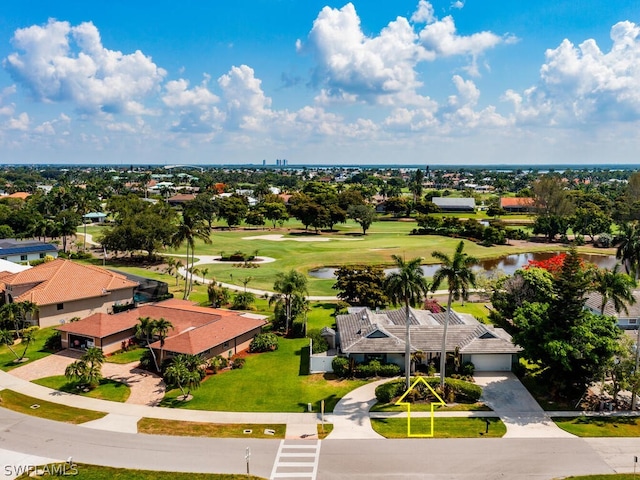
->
395, 377, 446, 437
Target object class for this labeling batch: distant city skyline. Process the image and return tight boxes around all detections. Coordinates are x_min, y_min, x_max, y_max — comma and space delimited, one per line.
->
0, 1, 638, 165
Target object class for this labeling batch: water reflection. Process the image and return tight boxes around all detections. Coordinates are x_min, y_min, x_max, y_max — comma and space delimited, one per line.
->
308, 252, 619, 279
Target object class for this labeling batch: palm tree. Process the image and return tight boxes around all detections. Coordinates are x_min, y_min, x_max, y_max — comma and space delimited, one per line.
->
136, 317, 159, 371
0, 330, 18, 360
384, 255, 430, 390
164, 354, 205, 400
154, 318, 174, 347
172, 213, 211, 299
617, 222, 640, 282
18, 328, 36, 361
271, 270, 308, 336
431, 241, 478, 390
591, 264, 637, 315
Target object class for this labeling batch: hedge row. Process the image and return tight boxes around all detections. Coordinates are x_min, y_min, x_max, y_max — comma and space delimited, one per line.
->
374, 377, 482, 404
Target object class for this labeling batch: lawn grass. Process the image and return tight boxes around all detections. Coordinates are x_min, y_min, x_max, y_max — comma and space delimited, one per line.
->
448, 301, 491, 323
85, 220, 612, 297
32, 376, 131, 403
371, 417, 506, 438
0, 327, 58, 372
0, 389, 105, 424
137, 418, 285, 439
516, 361, 580, 411
16, 463, 263, 479
317, 423, 333, 439
105, 346, 145, 364
553, 416, 640, 437
160, 337, 367, 412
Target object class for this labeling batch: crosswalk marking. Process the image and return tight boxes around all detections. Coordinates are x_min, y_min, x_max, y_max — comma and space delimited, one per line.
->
270, 439, 321, 480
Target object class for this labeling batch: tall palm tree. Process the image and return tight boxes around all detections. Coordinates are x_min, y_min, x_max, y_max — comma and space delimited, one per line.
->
591, 264, 637, 315
431, 241, 478, 390
617, 222, 640, 282
154, 318, 174, 347
172, 213, 211, 299
384, 255, 430, 390
136, 316, 159, 371
271, 270, 308, 336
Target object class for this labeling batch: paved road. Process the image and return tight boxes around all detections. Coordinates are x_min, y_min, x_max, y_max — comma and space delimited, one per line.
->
0, 408, 627, 479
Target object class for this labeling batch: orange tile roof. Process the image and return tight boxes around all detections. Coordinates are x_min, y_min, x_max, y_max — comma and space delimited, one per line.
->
500, 197, 535, 208
5, 192, 30, 200
56, 299, 267, 354
3, 259, 138, 306
57, 313, 136, 337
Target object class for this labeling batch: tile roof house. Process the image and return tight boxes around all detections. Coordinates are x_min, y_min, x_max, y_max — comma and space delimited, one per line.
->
500, 197, 535, 212
585, 291, 640, 329
432, 197, 476, 212
0, 259, 138, 328
56, 298, 267, 357
336, 306, 521, 372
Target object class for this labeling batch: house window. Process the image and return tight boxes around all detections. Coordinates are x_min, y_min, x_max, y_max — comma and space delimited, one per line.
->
364, 353, 387, 363
39, 253, 45, 259
20, 255, 27, 261
223, 341, 230, 349
56, 303, 64, 311
630, 319, 638, 325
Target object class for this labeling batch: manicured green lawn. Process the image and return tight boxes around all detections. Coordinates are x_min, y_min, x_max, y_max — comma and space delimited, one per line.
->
138, 418, 285, 439
0, 389, 105, 424
554, 416, 640, 437
448, 302, 491, 323
105, 347, 145, 364
16, 464, 263, 479
86, 219, 613, 297
371, 417, 506, 438
160, 337, 367, 412
33, 376, 131, 403
0, 327, 58, 371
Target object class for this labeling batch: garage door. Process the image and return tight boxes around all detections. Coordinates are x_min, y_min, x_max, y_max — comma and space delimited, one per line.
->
470, 354, 512, 371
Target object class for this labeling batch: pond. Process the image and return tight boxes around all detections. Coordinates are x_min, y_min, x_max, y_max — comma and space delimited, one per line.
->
308, 252, 619, 279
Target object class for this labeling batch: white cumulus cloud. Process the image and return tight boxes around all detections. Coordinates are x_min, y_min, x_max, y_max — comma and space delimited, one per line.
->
218, 65, 274, 130
506, 21, 640, 125
3, 19, 166, 115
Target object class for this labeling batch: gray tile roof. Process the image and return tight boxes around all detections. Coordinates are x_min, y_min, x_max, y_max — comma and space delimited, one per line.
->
336, 306, 520, 355
584, 291, 640, 319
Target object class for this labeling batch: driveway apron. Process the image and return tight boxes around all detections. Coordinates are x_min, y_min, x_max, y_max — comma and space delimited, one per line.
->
474, 372, 575, 438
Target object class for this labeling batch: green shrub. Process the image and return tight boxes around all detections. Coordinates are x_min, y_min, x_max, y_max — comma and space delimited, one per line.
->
249, 333, 279, 353
231, 357, 246, 369
378, 363, 401, 377
332, 357, 350, 377
461, 361, 475, 376
307, 329, 329, 354
375, 380, 404, 403
44, 331, 62, 351
446, 378, 482, 402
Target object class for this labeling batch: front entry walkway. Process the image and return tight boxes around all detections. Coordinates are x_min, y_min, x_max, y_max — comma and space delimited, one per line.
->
9, 350, 165, 406
474, 372, 575, 438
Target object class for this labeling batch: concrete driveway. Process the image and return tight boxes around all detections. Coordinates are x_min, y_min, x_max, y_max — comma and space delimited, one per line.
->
474, 372, 574, 438
9, 350, 165, 406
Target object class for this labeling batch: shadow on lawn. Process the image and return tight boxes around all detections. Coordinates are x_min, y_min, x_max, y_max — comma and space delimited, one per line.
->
297, 346, 310, 376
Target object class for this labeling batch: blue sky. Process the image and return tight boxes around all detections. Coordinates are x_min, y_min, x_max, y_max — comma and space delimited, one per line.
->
0, 0, 639, 165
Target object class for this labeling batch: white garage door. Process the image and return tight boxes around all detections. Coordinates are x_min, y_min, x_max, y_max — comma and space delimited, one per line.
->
470, 354, 512, 371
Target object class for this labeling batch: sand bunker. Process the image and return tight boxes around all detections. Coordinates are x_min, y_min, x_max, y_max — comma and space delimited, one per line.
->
242, 234, 360, 242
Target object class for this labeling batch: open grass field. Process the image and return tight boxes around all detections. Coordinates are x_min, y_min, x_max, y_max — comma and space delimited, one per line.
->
33, 376, 131, 403
160, 337, 367, 412
0, 327, 58, 372
86, 218, 612, 297
137, 418, 285, 439
553, 416, 640, 437
0, 389, 105, 424
16, 464, 263, 480
370, 417, 506, 438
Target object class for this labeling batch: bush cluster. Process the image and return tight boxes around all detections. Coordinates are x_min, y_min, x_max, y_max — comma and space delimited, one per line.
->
374, 377, 482, 404
307, 329, 329, 354
332, 357, 401, 378
331, 357, 350, 377
249, 333, 279, 353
